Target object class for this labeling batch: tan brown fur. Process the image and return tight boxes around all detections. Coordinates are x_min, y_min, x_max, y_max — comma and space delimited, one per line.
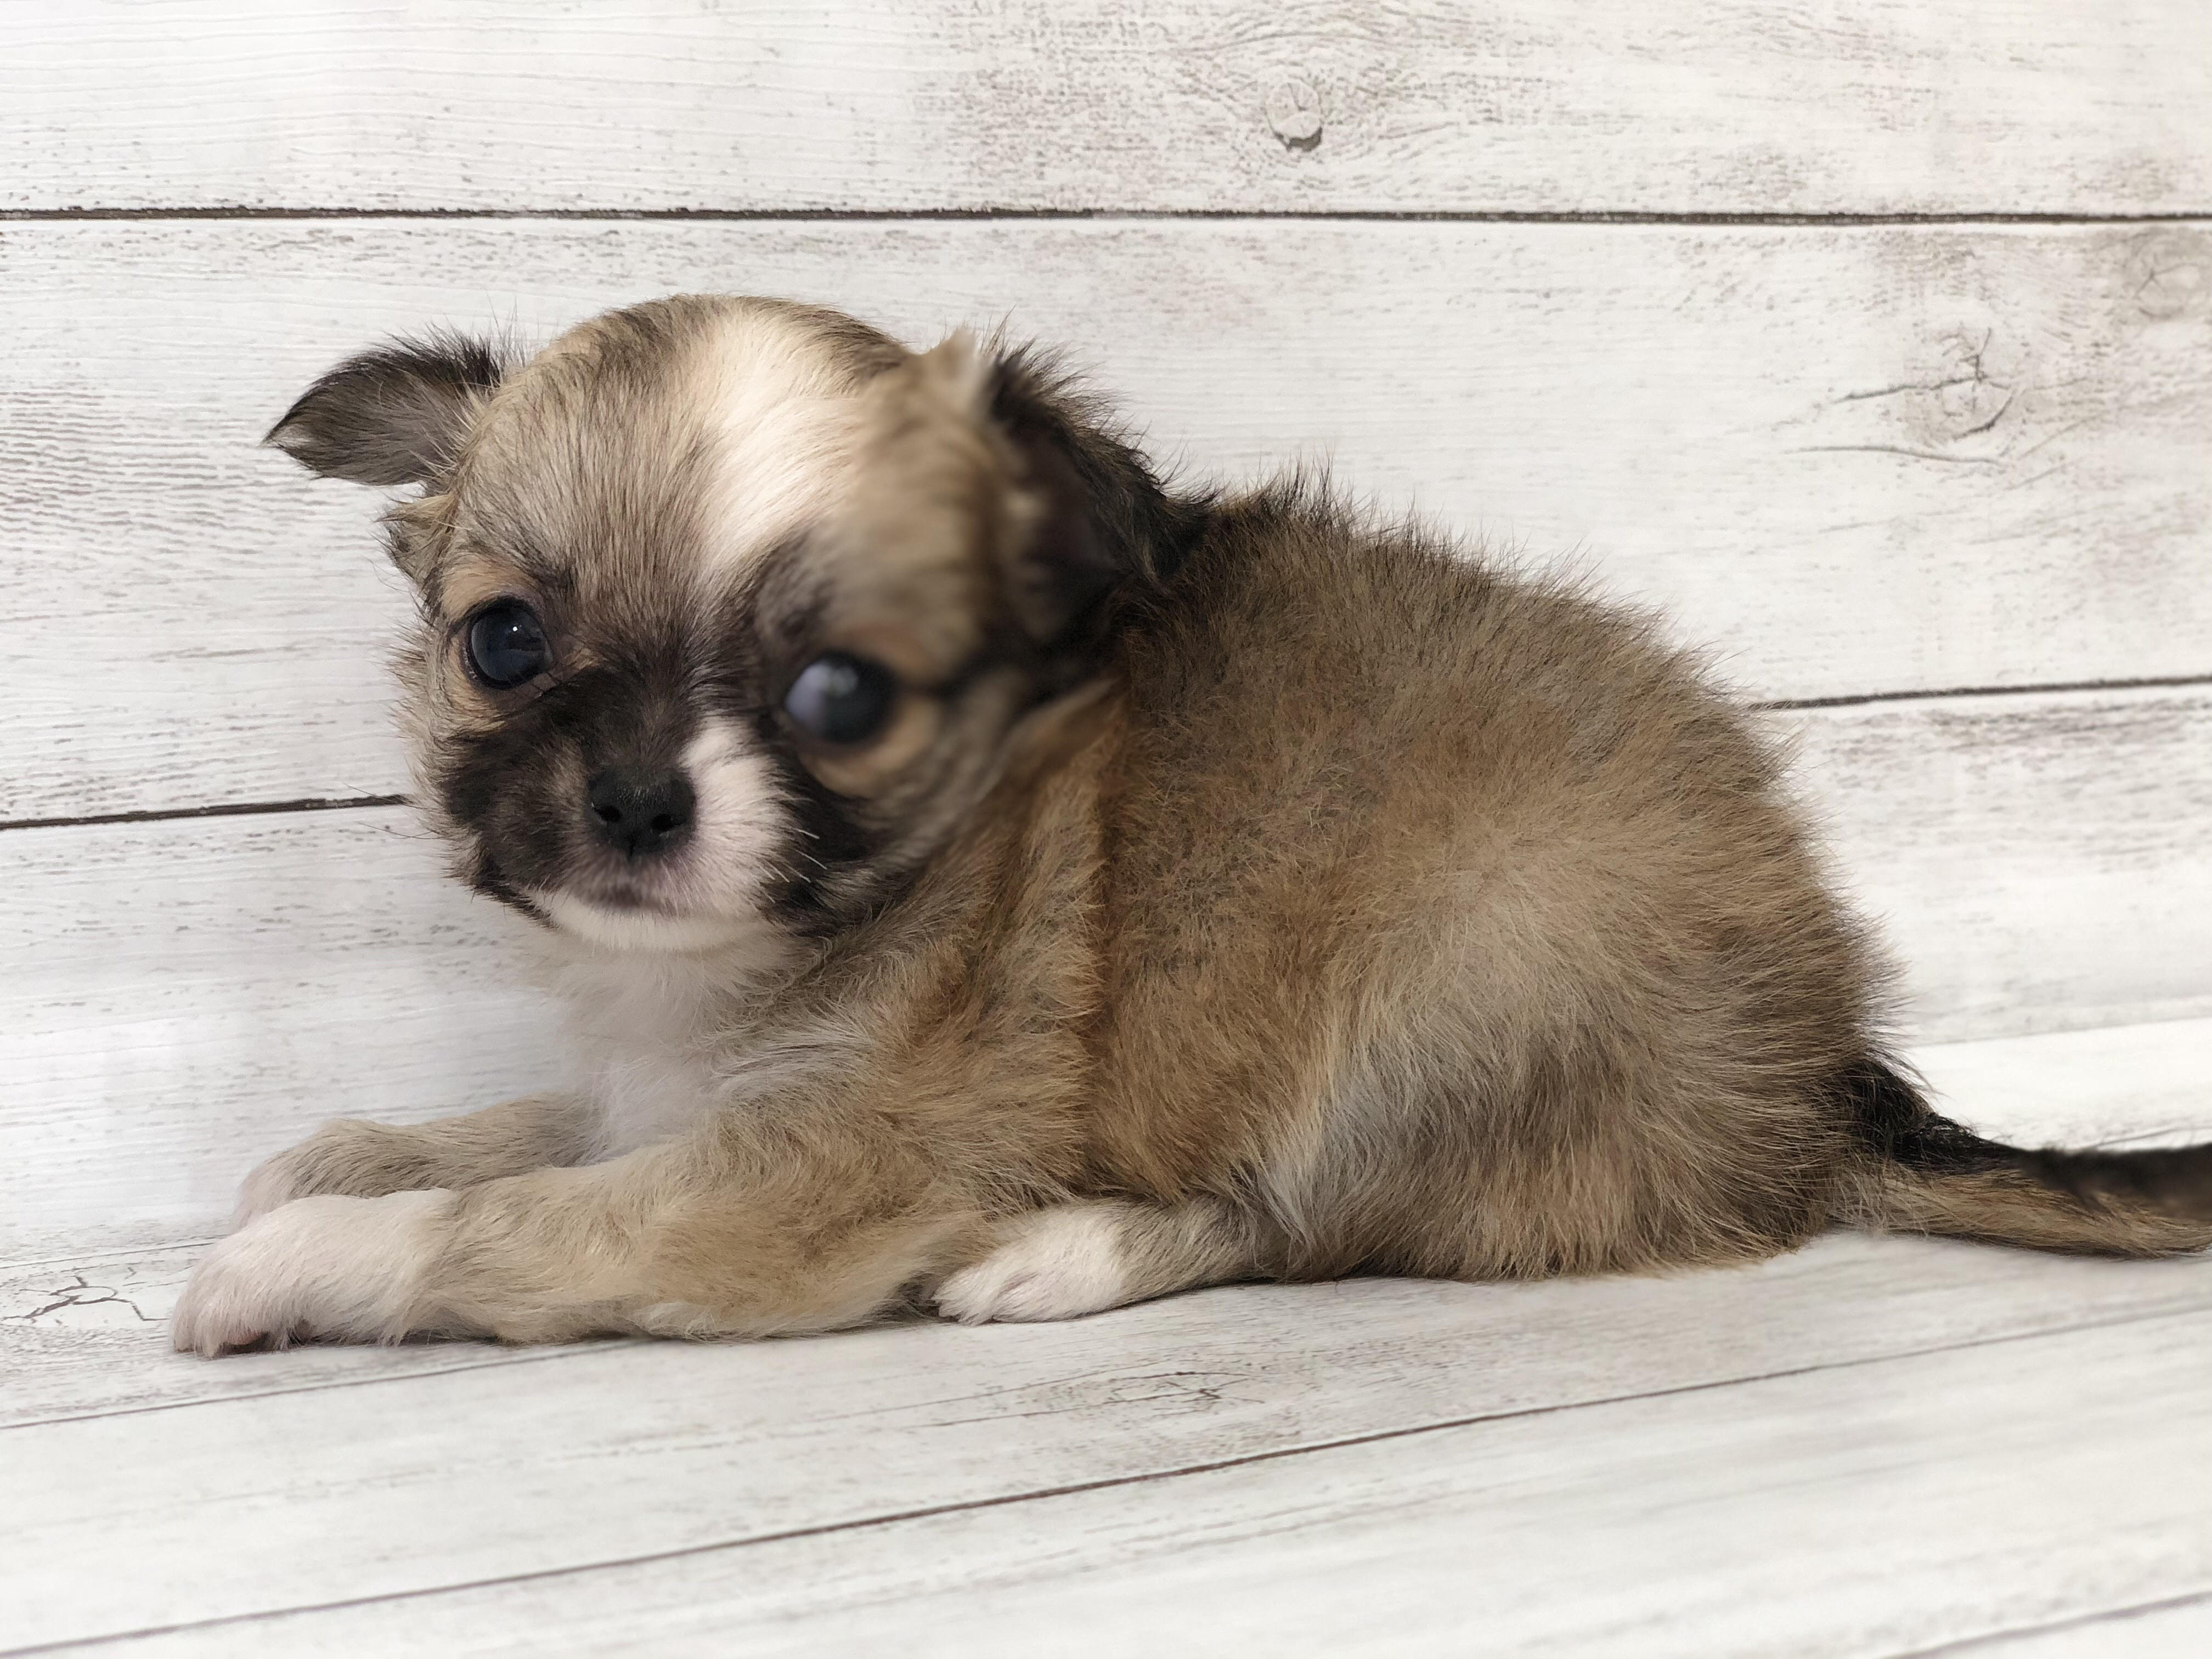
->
1080, 495, 1872, 1283
172, 296, 2211, 1357
232, 1094, 600, 1228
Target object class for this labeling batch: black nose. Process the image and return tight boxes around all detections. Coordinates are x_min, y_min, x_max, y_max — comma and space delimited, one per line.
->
586, 768, 695, 860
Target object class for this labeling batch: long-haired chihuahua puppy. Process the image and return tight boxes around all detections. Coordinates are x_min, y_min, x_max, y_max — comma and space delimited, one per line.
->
173, 296, 2212, 1354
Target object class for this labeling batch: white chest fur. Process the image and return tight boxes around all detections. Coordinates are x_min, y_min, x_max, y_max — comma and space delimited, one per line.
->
554, 953, 742, 1159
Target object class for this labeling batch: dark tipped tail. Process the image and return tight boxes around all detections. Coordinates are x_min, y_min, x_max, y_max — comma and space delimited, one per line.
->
1839, 1056, 2212, 1257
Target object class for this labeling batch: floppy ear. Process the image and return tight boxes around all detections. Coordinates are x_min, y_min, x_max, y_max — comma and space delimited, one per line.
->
981, 343, 1206, 644
264, 331, 510, 487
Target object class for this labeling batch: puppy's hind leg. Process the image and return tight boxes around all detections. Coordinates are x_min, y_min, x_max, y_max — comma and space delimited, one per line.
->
933, 1197, 1275, 1325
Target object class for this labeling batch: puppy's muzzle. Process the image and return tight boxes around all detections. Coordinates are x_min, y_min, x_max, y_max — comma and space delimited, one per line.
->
587, 766, 696, 861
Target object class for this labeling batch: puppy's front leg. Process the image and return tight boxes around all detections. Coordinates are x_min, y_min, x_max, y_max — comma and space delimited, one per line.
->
173, 1118, 973, 1354
232, 1093, 598, 1227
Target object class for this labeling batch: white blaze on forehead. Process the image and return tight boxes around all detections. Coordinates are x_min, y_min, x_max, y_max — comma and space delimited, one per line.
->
693, 307, 873, 573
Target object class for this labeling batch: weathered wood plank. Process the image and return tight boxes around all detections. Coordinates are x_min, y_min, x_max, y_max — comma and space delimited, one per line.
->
0, 808, 568, 1259
1795, 687, 2212, 1041
1965, 1598, 2212, 1659
8, 1013, 2200, 1427
3, 1, 2207, 216
0, 1243, 639, 1429
599, 1318, 2203, 1659
2, 692, 2204, 1251
4, 218, 2206, 820
6, 1297, 2203, 1653
1909, 1017, 2212, 1152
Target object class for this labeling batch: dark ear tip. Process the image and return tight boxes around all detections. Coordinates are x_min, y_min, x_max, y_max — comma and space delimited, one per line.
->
258, 404, 364, 481
261, 330, 513, 486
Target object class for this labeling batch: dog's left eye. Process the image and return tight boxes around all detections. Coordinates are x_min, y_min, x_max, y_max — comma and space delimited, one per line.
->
783, 653, 898, 745
464, 600, 551, 689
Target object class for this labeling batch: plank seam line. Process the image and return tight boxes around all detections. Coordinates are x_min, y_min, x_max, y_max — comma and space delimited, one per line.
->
0, 794, 407, 834
2, 208, 2209, 227
1883, 1584, 2212, 1658
0, 1339, 653, 1437
4, 680, 2205, 837
0, 1238, 218, 1275
4, 1303, 2195, 1656
1756, 673, 2212, 713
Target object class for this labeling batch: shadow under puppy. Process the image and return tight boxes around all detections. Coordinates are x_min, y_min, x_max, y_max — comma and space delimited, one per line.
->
173, 295, 2212, 1355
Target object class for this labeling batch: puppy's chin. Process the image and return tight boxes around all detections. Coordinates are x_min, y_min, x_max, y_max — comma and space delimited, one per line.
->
533, 891, 777, 958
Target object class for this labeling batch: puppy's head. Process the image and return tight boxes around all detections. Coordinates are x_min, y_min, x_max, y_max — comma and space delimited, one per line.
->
268, 295, 1194, 960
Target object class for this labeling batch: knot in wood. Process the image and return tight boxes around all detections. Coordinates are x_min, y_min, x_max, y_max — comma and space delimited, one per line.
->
1894, 323, 2022, 450
1265, 79, 1324, 150
2126, 232, 2209, 320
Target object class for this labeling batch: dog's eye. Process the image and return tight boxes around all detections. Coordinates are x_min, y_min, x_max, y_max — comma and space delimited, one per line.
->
783, 653, 898, 745
464, 600, 551, 690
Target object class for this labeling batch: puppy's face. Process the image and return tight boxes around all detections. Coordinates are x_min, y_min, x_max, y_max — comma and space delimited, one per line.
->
269, 296, 1184, 958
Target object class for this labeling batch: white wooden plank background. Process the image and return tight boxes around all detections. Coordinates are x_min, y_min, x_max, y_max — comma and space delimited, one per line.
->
1, 5, 2207, 1652
4, 1010, 2205, 1653
7, 1014, 2207, 1417
4, 1, 2208, 216
3, 218, 2207, 822
0, 806, 565, 1259
1791, 686, 2212, 1041
4, 689, 2205, 1254
7, 1017, 2202, 1423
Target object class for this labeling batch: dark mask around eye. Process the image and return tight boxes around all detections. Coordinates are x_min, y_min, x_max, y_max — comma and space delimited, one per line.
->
465, 600, 552, 690
783, 653, 898, 745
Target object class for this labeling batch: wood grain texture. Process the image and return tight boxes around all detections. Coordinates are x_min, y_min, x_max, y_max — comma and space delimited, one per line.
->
231, 1318, 2205, 1659
0, 807, 568, 1259
5, 1015, 2203, 1426
1909, 1017, 2212, 1152
1963, 1598, 2212, 1659
4, 1019, 2201, 1649
2, 681, 2204, 1256
3, 218, 2207, 819
3, 1, 2208, 216
1795, 686, 2212, 1040
5, 1295, 2204, 1654
0, 1243, 639, 1429
2, 8, 2202, 1646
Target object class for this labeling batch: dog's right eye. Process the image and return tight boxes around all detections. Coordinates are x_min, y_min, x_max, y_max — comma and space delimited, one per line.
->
464, 600, 551, 689
783, 653, 898, 746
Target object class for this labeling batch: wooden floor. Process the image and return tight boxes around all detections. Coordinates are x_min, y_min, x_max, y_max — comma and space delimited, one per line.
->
3, 1019, 2206, 1657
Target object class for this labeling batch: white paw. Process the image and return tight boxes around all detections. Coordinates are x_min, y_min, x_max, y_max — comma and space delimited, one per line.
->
172, 1190, 453, 1357
935, 1205, 1132, 1325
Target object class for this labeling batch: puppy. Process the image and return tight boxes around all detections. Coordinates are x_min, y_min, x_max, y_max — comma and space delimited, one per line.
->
173, 295, 2212, 1355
